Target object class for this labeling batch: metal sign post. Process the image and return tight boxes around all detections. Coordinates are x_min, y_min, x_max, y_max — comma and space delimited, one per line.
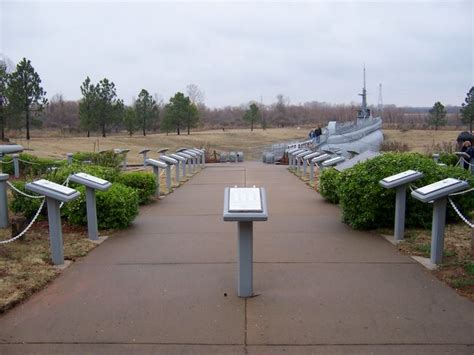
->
310, 154, 331, 182
69, 173, 112, 241
12, 154, 20, 178
159, 155, 178, 190
223, 187, 268, 297
286, 148, 299, 167
139, 149, 151, 166
66, 153, 73, 165
295, 150, 310, 173
321, 156, 345, 169
169, 154, 187, 182
145, 159, 167, 197
0, 174, 9, 228
303, 152, 321, 183
379, 170, 423, 242
411, 178, 469, 264
26, 179, 80, 265
175, 152, 192, 177
184, 150, 199, 173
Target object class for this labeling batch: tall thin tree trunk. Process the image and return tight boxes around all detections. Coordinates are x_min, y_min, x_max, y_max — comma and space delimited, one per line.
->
251, 121, 253, 132
177, 125, 180, 135
87, 130, 90, 137
143, 118, 146, 136
26, 109, 30, 140
187, 125, 190, 135
102, 123, 106, 137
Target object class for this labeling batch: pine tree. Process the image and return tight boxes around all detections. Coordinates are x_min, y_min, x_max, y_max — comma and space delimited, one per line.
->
427, 101, 447, 131
7, 58, 47, 140
460, 87, 474, 133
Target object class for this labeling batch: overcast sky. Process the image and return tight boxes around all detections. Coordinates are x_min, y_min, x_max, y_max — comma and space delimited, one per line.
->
1, 0, 472, 107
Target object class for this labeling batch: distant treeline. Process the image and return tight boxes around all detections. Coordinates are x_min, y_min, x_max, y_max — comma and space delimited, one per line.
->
39, 95, 464, 134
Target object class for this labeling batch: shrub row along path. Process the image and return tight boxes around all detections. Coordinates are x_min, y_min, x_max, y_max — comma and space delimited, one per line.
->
0, 162, 473, 354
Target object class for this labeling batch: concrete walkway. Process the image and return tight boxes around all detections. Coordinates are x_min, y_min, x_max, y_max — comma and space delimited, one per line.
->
0, 162, 473, 354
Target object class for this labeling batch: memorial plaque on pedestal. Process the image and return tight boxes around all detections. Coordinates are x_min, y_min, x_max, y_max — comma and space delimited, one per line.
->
229, 187, 262, 212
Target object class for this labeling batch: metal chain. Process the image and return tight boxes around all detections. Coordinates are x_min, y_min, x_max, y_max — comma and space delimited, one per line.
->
0, 160, 13, 164
449, 187, 474, 196
461, 157, 474, 167
18, 158, 42, 165
448, 197, 474, 228
6, 181, 45, 199
0, 199, 46, 244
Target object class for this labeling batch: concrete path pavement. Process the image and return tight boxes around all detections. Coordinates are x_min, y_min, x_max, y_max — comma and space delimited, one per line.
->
0, 162, 473, 354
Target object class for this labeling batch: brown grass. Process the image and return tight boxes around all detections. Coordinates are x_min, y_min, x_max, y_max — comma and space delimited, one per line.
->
0, 222, 97, 313
382, 129, 461, 153
15, 128, 307, 163
11, 128, 462, 164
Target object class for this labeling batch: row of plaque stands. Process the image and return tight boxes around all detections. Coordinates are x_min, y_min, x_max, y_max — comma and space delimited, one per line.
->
144, 147, 205, 197
380, 170, 469, 267
286, 148, 346, 185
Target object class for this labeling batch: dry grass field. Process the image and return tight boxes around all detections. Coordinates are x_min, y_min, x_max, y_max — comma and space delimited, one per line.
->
11, 127, 464, 163
382, 129, 461, 153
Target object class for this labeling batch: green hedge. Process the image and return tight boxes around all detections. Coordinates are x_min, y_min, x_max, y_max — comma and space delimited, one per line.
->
117, 171, 156, 204
438, 153, 459, 166
319, 152, 473, 230
63, 183, 139, 229
72, 151, 123, 168
2, 153, 66, 177
318, 168, 342, 203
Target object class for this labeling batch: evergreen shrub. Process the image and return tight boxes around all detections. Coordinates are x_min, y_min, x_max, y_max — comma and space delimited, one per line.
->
318, 168, 342, 203
319, 152, 473, 230
117, 171, 156, 204
72, 151, 123, 168
63, 183, 139, 229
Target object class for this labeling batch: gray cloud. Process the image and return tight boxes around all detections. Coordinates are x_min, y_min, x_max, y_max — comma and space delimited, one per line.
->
2, 1, 472, 107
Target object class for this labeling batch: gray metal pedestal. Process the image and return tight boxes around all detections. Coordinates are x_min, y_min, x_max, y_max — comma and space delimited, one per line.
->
394, 185, 407, 241
238, 221, 253, 297
46, 197, 64, 265
85, 187, 99, 241
431, 198, 447, 264
0, 174, 9, 228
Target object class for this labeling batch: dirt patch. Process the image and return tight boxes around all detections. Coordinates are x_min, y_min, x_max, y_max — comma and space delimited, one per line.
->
396, 224, 473, 301
0, 223, 99, 313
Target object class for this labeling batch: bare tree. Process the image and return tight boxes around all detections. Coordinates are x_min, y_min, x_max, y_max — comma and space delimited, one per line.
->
186, 84, 205, 104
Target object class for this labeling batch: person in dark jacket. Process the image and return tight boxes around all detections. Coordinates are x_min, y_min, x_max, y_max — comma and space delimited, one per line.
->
461, 141, 473, 170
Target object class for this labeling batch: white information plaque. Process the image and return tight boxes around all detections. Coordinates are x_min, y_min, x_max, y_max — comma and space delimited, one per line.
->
75, 172, 109, 186
229, 188, 262, 212
417, 178, 460, 195
383, 170, 417, 183
32, 179, 77, 196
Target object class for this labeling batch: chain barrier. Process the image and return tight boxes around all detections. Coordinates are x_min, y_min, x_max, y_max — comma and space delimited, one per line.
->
0, 199, 46, 244
18, 158, 42, 165
461, 157, 474, 167
1, 176, 71, 244
448, 197, 473, 228
0, 160, 13, 164
6, 181, 45, 199
449, 187, 474, 196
